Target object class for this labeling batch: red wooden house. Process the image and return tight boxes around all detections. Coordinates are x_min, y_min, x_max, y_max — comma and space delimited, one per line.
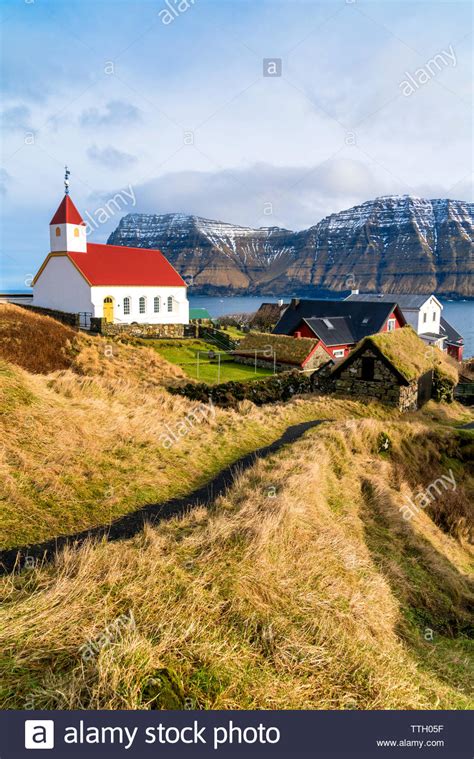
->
273, 299, 405, 359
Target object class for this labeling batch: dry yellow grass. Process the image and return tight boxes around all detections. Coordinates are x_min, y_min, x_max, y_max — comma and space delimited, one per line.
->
0, 306, 472, 711
0, 304, 79, 373
1, 332, 402, 549
0, 417, 472, 710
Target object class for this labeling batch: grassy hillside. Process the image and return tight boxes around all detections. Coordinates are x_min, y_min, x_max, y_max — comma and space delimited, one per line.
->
0, 307, 396, 550
0, 304, 472, 711
1, 350, 401, 550
0, 304, 79, 373
0, 418, 472, 710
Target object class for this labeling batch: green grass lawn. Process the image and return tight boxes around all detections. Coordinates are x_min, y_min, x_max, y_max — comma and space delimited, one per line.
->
219, 325, 247, 341
135, 338, 274, 384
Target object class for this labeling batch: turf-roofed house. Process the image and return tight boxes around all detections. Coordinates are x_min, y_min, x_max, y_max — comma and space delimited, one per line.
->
273, 298, 406, 359
321, 327, 458, 412
233, 332, 332, 372
32, 181, 189, 332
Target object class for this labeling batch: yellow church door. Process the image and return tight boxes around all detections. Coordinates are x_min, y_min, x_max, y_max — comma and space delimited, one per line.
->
103, 297, 114, 323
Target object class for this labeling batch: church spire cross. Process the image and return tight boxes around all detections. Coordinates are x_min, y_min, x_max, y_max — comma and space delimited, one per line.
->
64, 165, 70, 195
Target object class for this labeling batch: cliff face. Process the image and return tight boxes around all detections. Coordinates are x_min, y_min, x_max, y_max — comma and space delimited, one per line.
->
107, 196, 474, 297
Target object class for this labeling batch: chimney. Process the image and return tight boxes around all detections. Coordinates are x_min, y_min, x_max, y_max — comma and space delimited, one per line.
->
351, 288, 359, 295
278, 299, 283, 307
294, 331, 301, 339
291, 298, 300, 310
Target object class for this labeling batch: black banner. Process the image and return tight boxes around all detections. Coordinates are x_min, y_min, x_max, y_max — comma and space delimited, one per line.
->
1, 710, 472, 758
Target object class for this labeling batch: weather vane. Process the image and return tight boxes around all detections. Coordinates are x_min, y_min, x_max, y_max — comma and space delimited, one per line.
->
64, 165, 70, 195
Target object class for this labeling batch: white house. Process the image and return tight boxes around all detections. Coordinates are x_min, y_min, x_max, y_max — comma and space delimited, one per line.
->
347, 292, 442, 335
33, 193, 189, 325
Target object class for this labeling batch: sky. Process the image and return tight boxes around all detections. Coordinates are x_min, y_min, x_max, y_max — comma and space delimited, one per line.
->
0, 0, 472, 289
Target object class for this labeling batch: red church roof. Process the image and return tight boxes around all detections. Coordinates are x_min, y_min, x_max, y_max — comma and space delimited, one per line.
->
66, 242, 186, 287
50, 195, 85, 225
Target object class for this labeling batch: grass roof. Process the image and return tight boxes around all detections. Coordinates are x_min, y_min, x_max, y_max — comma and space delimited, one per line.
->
362, 327, 458, 383
234, 332, 320, 365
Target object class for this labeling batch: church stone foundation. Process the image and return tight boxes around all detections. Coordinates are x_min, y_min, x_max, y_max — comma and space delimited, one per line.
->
90, 319, 185, 339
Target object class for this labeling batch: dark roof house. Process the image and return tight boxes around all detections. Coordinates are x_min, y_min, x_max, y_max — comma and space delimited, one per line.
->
301, 316, 355, 346
273, 299, 405, 343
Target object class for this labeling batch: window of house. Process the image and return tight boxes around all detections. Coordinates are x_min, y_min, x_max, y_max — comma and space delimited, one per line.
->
361, 356, 375, 381
432, 311, 436, 321
387, 318, 396, 332
123, 297, 131, 315
154, 296, 160, 313
423, 312, 427, 323
55, 227, 61, 237
167, 296, 173, 312
139, 296, 146, 314
333, 349, 345, 358
74, 228, 80, 237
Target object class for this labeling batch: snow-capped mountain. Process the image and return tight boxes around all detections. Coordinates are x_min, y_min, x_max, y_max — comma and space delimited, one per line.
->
107, 196, 474, 296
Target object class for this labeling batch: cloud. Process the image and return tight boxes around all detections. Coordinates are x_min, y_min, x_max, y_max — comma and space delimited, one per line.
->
125, 159, 399, 230
87, 145, 138, 170
116, 158, 471, 232
79, 100, 141, 128
2, 105, 32, 131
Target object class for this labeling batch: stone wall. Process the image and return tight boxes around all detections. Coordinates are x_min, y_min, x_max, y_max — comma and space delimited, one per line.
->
398, 381, 419, 412
333, 349, 417, 411
233, 355, 299, 372
169, 371, 314, 408
90, 319, 185, 338
18, 304, 80, 328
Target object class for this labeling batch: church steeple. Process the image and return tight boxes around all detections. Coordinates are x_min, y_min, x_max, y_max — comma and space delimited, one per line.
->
49, 169, 87, 253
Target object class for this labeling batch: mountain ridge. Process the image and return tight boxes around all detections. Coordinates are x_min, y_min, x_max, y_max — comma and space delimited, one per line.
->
107, 195, 474, 297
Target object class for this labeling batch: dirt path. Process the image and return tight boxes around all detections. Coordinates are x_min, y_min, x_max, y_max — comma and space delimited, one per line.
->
0, 419, 328, 575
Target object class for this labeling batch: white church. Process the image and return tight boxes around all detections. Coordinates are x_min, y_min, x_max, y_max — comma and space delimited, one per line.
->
33, 176, 189, 325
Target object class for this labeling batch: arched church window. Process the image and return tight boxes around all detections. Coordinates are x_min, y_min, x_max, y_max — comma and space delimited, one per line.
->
139, 296, 146, 314
55, 227, 61, 237
167, 296, 173, 312
74, 228, 80, 237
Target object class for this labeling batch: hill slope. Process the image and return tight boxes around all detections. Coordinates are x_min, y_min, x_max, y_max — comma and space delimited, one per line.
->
0, 305, 472, 710
1, 417, 473, 709
0, 306, 368, 550
108, 195, 474, 297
